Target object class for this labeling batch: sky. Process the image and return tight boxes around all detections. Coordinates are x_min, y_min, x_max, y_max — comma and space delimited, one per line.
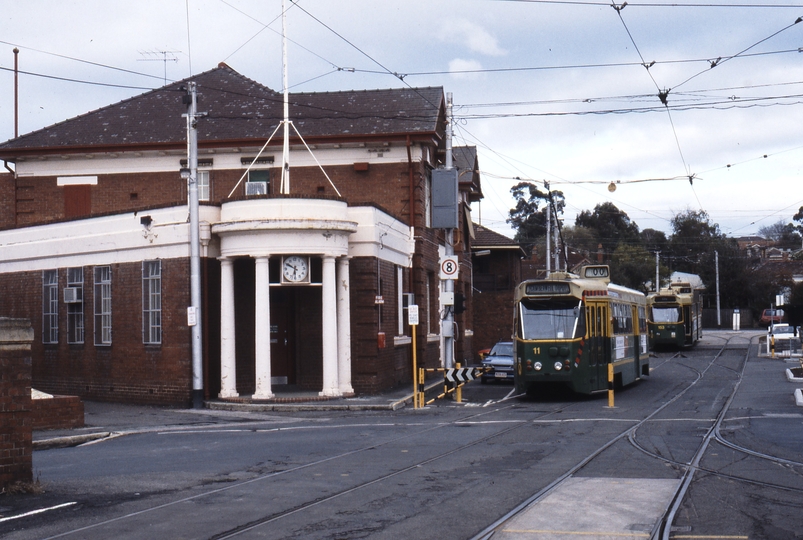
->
3, 0, 803, 240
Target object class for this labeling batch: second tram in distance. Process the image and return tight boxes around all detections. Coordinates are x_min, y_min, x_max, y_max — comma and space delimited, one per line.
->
513, 265, 649, 395
647, 281, 702, 348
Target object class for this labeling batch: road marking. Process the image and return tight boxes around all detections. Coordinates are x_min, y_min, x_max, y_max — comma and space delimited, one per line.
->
0, 502, 76, 523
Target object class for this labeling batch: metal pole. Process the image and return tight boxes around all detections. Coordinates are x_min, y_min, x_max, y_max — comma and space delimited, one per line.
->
546, 202, 551, 274
444, 92, 454, 369
715, 250, 721, 327
655, 251, 660, 292
186, 82, 204, 408
13, 48, 19, 138
281, 0, 290, 194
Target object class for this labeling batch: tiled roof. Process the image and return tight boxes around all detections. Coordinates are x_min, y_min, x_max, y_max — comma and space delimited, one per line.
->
473, 223, 520, 248
0, 63, 444, 156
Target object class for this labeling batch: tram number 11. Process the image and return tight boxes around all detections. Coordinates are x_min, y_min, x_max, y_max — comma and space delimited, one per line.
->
532, 346, 541, 355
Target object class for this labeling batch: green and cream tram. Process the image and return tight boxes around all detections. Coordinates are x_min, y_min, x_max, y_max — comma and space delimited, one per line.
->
513, 265, 649, 395
647, 282, 702, 348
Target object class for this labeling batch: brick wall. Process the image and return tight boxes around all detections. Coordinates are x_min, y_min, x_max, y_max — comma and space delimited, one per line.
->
0, 259, 194, 406
0, 318, 34, 489
31, 395, 84, 430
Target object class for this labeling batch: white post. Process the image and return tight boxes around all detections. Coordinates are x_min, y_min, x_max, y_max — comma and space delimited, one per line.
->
444, 92, 455, 369
715, 250, 721, 327
253, 256, 273, 399
185, 81, 204, 408
337, 257, 354, 395
320, 256, 341, 397
281, 0, 290, 194
219, 257, 238, 398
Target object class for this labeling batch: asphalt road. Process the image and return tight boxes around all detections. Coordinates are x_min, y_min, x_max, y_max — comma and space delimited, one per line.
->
2, 330, 802, 539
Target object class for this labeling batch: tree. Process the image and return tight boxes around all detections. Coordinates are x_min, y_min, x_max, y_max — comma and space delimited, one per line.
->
609, 244, 658, 293
757, 219, 802, 250
668, 209, 723, 274
574, 202, 639, 260
507, 181, 565, 251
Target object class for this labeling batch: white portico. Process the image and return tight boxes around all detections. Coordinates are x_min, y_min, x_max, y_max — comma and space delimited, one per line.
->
212, 197, 358, 400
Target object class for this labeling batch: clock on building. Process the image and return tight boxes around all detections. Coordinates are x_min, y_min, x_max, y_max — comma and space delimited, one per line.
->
281, 255, 309, 283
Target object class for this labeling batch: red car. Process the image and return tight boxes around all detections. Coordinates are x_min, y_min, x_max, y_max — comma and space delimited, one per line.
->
760, 308, 785, 326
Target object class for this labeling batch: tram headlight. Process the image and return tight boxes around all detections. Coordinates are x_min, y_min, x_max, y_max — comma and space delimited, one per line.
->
533, 361, 542, 371
553, 361, 563, 371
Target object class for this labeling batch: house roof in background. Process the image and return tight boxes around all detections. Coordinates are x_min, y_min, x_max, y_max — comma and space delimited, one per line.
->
473, 223, 521, 250
0, 63, 445, 158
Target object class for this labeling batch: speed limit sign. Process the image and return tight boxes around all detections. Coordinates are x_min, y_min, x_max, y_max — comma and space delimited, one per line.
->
439, 256, 459, 280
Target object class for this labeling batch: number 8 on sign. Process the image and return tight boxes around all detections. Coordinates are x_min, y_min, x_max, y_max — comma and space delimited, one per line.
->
440, 256, 459, 280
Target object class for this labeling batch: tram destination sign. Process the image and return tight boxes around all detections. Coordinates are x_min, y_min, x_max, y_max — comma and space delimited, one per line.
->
525, 282, 571, 295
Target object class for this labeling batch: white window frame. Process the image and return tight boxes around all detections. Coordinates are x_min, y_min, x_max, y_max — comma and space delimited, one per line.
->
197, 170, 210, 202
142, 260, 162, 345
397, 266, 405, 337
67, 267, 84, 344
94, 266, 112, 346
42, 270, 58, 344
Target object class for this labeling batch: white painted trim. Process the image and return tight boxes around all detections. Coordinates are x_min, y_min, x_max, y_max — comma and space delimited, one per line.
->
57, 176, 98, 186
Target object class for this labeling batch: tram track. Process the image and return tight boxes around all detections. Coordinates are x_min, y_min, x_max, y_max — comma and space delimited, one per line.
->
470, 336, 757, 540
38, 395, 598, 540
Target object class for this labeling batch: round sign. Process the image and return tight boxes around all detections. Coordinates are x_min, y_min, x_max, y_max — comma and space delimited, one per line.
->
441, 258, 458, 276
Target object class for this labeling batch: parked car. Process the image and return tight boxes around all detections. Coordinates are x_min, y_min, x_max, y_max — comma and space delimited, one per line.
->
760, 309, 785, 326
480, 341, 515, 383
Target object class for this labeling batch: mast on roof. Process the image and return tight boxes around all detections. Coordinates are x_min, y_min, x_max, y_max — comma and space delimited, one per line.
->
281, 0, 290, 194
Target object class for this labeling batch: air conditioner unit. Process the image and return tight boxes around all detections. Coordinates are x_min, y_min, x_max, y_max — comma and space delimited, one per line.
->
63, 287, 81, 303
245, 181, 267, 196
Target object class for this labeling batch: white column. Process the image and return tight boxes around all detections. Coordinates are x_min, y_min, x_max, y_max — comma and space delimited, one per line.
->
337, 257, 354, 395
219, 257, 239, 398
320, 256, 341, 397
253, 256, 273, 399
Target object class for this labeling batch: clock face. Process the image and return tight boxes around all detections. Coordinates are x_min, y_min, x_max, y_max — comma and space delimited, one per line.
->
282, 256, 309, 283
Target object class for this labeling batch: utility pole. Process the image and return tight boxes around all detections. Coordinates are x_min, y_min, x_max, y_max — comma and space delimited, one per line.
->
655, 251, 660, 292
545, 187, 552, 274
715, 250, 721, 327
444, 92, 455, 369
183, 82, 204, 408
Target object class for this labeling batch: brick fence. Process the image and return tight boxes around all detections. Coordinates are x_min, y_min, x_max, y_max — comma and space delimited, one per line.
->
0, 318, 34, 489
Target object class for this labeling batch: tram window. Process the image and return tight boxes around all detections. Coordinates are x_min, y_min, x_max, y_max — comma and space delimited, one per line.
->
612, 302, 633, 335
638, 306, 647, 333
652, 306, 681, 323
519, 299, 583, 340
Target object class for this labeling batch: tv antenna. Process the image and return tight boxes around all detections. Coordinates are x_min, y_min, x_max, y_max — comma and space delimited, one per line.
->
137, 50, 179, 86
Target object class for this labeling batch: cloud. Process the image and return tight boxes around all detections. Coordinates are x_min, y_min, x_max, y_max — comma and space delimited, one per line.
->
448, 59, 484, 80
442, 19, 507, 57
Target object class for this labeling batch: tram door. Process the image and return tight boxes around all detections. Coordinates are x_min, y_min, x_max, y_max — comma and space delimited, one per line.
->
587, 303, 610, 391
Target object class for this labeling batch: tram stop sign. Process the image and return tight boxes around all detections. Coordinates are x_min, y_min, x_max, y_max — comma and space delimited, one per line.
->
408, 304, 419, 326
439, 256, 459, 280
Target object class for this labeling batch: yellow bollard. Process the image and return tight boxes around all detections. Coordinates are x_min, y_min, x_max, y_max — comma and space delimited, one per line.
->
607, 363, 614, 408
456, 362, 462, 403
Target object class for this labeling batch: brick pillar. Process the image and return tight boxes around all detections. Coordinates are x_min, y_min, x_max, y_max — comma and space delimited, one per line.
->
0, 318, 34, 489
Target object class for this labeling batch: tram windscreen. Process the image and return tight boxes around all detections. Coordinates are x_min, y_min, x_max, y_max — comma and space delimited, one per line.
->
519, 299, 583, 340
652, 306, 681, 323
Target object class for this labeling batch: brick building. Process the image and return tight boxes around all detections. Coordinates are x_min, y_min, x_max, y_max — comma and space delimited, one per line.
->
0, 64, 481, 405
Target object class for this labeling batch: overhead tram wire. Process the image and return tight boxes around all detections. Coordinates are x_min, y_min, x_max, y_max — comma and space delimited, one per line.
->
489, 0, 803, 7
670, 15, 803, 92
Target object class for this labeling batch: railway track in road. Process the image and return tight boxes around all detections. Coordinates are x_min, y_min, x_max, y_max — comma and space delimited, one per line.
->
19, 334, 801, 540
471, 336, 795, 540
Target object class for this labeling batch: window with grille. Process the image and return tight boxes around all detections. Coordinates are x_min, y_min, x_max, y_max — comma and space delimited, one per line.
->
42, 270, 58, 344
142, 260, 162, 344
67, 267, 84, 344
94, 266, 112, 346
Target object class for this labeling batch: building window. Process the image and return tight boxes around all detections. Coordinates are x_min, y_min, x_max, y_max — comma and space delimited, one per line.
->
245, 169, 271, 195
94, 266, 112, 346
42, 270, 58, 344
66, 267, 84, 344
143, 260, 162, 344
197, 170, 210, 201
397, 266, 405, 336
424, 170, 431, 228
